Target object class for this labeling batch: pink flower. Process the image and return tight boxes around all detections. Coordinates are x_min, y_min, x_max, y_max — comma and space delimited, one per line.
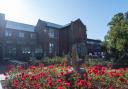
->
18, 66, 23, 71
57, 86, 64, 89
64, 81, 70, 87
107, 64, 112, 69
39, 63, 44, 67
48, 65, 54, 68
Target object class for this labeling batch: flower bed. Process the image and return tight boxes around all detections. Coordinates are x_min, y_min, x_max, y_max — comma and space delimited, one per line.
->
3, 64, 128, 89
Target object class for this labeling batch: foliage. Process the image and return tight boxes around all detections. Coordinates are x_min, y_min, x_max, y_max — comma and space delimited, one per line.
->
105, 12, 128, 67
28, 58, 42, 66
4, 64, 128, 89
43, 56, 66, 65
85, 58, 111, 67
28, 56, 66, 66
105, 12, 128, 58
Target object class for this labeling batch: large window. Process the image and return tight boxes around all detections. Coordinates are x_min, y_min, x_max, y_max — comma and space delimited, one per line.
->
48, 30, 54, 38
5, 47, 16, 58
5, 30, 12, 37
19, 32, 24, 38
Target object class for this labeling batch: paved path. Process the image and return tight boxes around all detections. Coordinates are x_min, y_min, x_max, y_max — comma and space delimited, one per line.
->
0, 82, 2, 89
0, 60, 8, 89
0, 74, 5, 81
0, 74, 5, 89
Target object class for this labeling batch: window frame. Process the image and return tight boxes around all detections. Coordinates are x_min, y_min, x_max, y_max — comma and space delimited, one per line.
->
19, 32, 25, 38
5, 30, 12, 37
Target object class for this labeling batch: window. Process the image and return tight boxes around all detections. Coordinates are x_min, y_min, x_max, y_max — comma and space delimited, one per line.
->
87, 41, 95, 45
44, 29, 47, 32
22, 48, 30, 54
17, 40, 25, 44
6, 40, 12, 43
49, 47, 52, 53
35, 48, 43, 53
48, 30, 54, 38
30, 33, 36, 39
5, 30, 12, 37
49, 43, 54, 47
19, 32, 24, 38
49, 43, 54, 53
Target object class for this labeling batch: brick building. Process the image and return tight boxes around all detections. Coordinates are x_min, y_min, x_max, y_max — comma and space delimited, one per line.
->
0, 13, 89, 60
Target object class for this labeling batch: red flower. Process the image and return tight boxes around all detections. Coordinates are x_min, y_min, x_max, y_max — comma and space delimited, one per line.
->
64, 81, 70, 87
119, 77, 126, 83
13, 79, 19, 87
109, 84, 114, 89
87, 82, 92, 88
83, 73, 88, 79
88, 77, 92, 81
18, 66, 23, 71
60, 72, 64, 76
56, 78, 63, 83
107, 64, 112, 69
57, 86, 64, 89
48, 65, 54, 68
22, 77, 25, 81
39, 63, 44, 67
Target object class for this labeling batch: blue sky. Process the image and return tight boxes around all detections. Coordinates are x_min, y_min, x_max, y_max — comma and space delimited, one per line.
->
0, 0, 128, 40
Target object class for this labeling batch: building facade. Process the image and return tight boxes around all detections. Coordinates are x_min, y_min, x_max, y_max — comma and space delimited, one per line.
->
0, 13, 89, 60
87, 39, 102, 57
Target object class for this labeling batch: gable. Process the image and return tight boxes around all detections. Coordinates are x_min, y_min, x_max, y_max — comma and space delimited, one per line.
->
74, 19, 86, 30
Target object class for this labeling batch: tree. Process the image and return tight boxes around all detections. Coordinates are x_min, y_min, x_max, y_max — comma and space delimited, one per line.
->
105, 12, 128, 67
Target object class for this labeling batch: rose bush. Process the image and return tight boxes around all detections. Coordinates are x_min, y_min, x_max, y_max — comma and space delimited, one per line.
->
4, 64, 128, 89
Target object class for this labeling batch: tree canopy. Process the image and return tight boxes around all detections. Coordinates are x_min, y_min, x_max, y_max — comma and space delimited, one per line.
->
105, 12, 128, 58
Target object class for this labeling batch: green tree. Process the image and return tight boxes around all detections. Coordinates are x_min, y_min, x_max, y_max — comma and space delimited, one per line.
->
105, 12, 128, 67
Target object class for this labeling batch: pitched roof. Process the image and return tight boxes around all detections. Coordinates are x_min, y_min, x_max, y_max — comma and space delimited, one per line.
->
38, 19, 63, 29
60, 19, 86, 30
46, 21, 63, 28
87, 38, 102, 43
6, 20, 35, 32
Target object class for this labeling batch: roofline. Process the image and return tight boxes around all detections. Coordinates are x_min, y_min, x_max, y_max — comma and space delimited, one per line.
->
87, 38, 102, 42
38, 19, 63, 27
6, 20, 35, 27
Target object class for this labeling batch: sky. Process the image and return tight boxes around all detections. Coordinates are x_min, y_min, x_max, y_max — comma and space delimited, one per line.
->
0, 0, 128, 41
